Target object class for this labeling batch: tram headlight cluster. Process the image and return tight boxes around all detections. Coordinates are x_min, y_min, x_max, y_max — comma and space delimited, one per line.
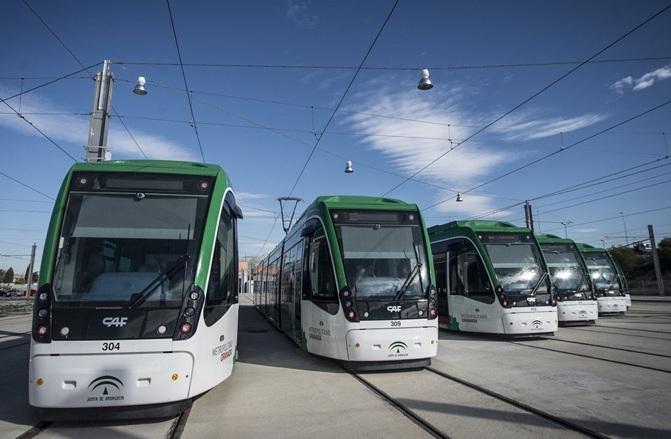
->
174, 285, 204, 341
340, 287, 359, 322
33, 284, 52, 343
428, 286, 438, 320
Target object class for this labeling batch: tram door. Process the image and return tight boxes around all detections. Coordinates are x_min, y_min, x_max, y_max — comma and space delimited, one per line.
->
294, 242, 303, 342
433, 252, 450, 327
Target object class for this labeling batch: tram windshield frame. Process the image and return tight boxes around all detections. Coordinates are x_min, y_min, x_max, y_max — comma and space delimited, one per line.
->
583, 252, 623, 295
541, 243, 591, 300
332, 209, 429, 301
51, 172, 213, 308
480, 232, 552, 306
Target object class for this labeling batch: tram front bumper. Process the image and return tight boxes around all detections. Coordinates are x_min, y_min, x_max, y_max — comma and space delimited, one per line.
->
29, 352, 194, 408
345, 326, 438, 362
597, 296, 627, 314
501, 309, 558, 335
557, 301, 598, 322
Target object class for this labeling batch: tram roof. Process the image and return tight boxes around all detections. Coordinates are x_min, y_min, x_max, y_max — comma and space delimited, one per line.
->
535, 233, 576, 245
428, 220, 531, 238
575, 242, 606, 253
69, 160, 227, 178
313, 195, 418, 211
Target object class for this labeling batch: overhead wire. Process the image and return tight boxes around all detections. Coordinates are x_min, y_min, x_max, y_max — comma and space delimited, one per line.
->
165, 0, 205, 162
22, 0, 148, 159
466, 157, 671, 221
542, 205, 671, 234
287, 0, 400, 196
423, 99, 671, 211
0, 97, 78, 161
381, 3, 671, 197
190, 94, 478, 197
0, 171, 54, 200
111, 55, 671, 71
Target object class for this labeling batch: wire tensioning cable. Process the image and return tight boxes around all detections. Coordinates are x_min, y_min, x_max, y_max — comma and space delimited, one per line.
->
165, 0, 205, 162
287, 0, 400, 196
381, 3, 671, 197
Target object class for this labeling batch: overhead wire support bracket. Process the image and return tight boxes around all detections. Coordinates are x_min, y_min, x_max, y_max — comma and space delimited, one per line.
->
277, 197, 303, 234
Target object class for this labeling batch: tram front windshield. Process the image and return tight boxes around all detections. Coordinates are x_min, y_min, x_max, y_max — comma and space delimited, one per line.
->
52, 172, 211, 307
481, 233, 552, 306
583, 252, 622, 295
333, 210, 428, 300
541, 244, 591, 300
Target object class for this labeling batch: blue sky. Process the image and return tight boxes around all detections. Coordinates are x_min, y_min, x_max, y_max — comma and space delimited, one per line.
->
1, 0, 671, 271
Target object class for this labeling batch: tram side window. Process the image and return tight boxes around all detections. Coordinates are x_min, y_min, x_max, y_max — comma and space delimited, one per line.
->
306, 228, 336, 300
204, 206, 238, 326
448, 239, 494, 304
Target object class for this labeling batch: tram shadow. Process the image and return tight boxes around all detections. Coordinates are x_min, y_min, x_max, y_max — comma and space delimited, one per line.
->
436, 329, 550, 343
236, 303, 346, 374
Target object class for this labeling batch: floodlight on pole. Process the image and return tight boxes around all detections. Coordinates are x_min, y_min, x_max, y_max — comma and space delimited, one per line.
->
560, 221, 573, 239
456, 192, 463, 202
133, 76, 148, 95
344, 160, 353, 173
417, 68, 433, 90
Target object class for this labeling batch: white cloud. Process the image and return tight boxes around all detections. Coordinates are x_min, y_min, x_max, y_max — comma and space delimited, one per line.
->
285, 0, 318, 28
343, 88, 512, 216
490, 111, 608, 141
0, 85, 196, 161
611, 65, 671, 94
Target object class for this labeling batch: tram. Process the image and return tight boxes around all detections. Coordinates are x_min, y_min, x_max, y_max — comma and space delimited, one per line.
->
29, 160, 243, 419
576, 243, 627, 314
254, 196, 438, 371
536, 234, 598, 325
611, 256, 632, 309
428, 221, 557, 335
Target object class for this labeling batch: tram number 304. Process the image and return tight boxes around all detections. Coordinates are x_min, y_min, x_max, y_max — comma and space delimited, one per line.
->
102, 342, 121, 351
390, 321, 402, 327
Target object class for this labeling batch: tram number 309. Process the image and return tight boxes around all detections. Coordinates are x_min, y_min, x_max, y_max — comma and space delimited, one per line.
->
102, 342, 121, 351
390, 321, 402, 327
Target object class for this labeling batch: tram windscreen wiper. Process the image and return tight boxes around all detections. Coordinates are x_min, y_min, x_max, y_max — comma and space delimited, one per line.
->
128, 254, 190, 309
394, 262, 422, 301
528, 271, 548, 296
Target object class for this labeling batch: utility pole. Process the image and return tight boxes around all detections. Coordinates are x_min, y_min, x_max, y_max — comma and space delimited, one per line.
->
619, 211, 629, 246
25, 243, 36, 297
524, 200, 535, 232
86, 59, 113, 163
648, 225, 665, 296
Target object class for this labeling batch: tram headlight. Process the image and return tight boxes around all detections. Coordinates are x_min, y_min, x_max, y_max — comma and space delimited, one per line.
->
37, 309, 48, 319
346, 310, 357, 321
189, 291, 199, 301
184, 307, 196, 317
36, 325, 48, 336
179, 322, 192, 334
39, 292, 48, 301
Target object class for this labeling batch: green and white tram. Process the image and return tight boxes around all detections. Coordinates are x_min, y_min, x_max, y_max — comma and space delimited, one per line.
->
576, 243, 628, 315
429, 221, 557, 335
254, 196, 438, 370
610, 254, 632, 309
29, 160, 243, 419
536, 234, 598, 324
